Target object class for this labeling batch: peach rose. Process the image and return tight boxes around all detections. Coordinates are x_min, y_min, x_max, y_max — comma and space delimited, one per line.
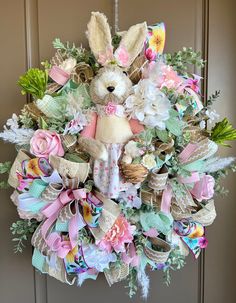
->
30, 130, 64, 158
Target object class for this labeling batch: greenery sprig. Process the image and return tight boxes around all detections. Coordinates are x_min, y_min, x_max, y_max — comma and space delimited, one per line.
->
126, 267, 138, 298
163, 249, 186, 286
10, 219, 39, 253
207, 90, 221, 107
52, 38, 97, 70
165, 47, 204, 76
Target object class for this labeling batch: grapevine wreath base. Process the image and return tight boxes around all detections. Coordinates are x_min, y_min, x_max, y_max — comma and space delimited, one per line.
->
1, 12, 236, 298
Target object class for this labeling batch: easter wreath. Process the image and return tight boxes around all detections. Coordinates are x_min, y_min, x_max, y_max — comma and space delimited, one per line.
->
1, 12, 236, 298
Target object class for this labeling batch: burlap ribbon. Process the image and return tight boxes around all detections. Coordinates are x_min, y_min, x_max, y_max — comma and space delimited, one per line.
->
89, 191, 121, 241
60, 134, 77, 152
144, 237, 171, 264
160, 138, 218, 213
8, 150, 31, 188
49, 155, 89, 182
104, 263, 129, 286
148, 167, 168, 191
32, 248, 76, 285
46, 50, 94, 93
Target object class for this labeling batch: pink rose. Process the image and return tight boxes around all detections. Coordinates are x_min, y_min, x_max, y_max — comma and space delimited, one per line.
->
190, 175, 215, 202
30, 130, 64, 159
105, 102, 117, 116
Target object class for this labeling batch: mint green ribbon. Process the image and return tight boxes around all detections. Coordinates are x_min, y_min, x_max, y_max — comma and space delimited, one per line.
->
29, 179, 48, 198
140, 211, 173, 235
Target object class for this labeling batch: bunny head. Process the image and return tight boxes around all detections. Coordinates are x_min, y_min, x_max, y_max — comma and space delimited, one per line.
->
87, 12, 147, 105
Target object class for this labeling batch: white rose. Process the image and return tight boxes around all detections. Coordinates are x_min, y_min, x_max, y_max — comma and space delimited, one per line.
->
141, 154, 156, 170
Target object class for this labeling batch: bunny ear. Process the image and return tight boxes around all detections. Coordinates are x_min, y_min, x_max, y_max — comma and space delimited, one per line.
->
87, 12, 113, 61
114, 22, 147, 67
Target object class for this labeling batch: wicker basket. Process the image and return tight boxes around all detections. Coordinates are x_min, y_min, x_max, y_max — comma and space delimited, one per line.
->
120, 162, 148, 184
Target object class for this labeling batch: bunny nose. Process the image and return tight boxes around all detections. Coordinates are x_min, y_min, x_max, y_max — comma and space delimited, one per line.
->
107, 86, 115, 92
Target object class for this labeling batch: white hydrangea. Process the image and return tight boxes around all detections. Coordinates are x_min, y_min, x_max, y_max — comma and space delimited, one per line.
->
125, 79, 171, 129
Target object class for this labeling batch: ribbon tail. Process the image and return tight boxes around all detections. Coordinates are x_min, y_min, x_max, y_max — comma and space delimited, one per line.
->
161, 184, 172, 214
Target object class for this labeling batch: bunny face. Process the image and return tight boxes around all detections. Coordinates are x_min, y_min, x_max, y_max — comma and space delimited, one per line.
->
90, 65, 132, 105
87, 12, 147, 105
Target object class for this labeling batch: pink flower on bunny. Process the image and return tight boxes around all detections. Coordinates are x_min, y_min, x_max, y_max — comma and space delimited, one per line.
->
78, 12, 147, 198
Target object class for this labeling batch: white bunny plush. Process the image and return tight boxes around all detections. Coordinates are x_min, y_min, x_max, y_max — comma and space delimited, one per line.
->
78, 12, 147, 198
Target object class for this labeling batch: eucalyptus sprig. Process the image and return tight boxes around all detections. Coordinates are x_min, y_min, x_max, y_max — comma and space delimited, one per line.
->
10, 219, 39, 253
0, 161, 12, 189
207, 90, 221, 107
210, 118, 236, 147
52, 38, 97, 69
165, 47, 204, 76
18, 68, 48, 99
126, 267, 138, 298
163, 249, 186, 286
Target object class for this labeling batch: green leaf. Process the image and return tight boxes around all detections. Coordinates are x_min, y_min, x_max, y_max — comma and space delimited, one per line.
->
0, 161, 11, 174
210, 118, 236, 146
39, 116, 48, 129
155, 129, 169, 142
166, 117, 185, 136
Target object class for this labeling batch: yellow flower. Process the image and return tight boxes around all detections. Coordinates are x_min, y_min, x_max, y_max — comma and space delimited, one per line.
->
141, 154, 156, 170
148, 24, 166, 54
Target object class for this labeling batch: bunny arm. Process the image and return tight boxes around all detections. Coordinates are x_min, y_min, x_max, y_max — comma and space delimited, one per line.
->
129, 118, 145, 134
78, 112, 108, 161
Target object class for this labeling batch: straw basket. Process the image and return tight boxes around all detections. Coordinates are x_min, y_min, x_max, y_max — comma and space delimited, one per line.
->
120, 162, 148, 184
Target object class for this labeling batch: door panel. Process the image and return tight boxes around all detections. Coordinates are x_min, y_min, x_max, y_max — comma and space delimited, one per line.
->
1, 1, 235, 302
205, 1, 236, 302
0, 1, 35, 303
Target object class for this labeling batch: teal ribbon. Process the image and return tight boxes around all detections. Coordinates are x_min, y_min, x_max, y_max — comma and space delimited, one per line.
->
29, 179, 48, 198
32, 248, 46, 273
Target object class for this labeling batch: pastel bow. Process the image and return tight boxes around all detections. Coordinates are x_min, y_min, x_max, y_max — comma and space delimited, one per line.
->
161, 138, 218, 214
40, 189, 104, 258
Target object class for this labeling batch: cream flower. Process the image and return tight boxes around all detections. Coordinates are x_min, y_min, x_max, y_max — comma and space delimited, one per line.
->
125, 79, 171, 129
124, 140, 141, 158
141, 154, 156, 170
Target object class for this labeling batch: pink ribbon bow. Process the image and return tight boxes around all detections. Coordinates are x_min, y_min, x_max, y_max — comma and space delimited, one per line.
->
41, 188, 87, 258
161, 143, 201, 214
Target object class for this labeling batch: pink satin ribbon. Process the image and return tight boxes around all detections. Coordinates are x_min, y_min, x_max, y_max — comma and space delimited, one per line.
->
178, 143, 197, 164
121, 243, 139, 267
161, 142, 202, 214
41, 188, 87, 258
48, 66, 70, 85
161, 172, 200, 214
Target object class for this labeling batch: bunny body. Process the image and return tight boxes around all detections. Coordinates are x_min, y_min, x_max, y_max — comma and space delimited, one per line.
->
78, 12, 147, 198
